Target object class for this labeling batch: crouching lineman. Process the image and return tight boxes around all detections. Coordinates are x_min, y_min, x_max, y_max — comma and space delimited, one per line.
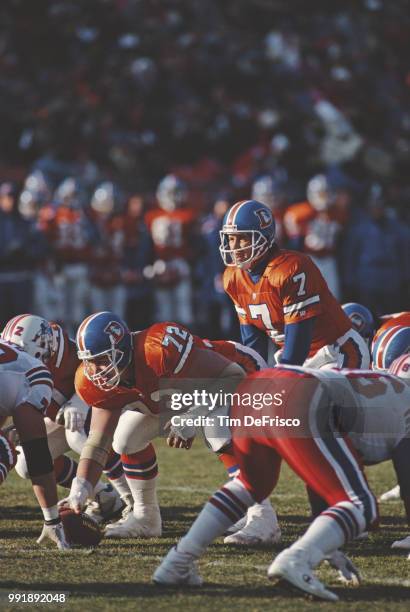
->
66, 311, 280, 544
154, 364, 410, 601
1, 315, 129, 522
0, 332, 69, 549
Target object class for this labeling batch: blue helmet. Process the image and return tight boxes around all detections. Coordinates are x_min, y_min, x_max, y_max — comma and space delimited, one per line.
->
76, 312, 132, 391
372, 325, 410, 371
219, 199, 276, 269
342, 303, 374, 340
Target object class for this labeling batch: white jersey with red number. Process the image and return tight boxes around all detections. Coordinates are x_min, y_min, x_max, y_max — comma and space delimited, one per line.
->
0, 341, 53, 417
298, 367, 410, 464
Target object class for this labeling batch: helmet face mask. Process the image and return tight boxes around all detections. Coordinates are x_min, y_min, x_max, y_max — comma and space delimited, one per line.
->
76, 312, 132, 391
1, 315, 55, 363
219, 200, 275, 270
219, 229, 270, 269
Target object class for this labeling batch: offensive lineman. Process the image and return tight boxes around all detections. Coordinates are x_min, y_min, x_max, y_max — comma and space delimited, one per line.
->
66, 311, 280, 543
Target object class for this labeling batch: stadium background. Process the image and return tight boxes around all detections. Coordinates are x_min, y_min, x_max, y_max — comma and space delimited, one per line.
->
0, 0, 409, 339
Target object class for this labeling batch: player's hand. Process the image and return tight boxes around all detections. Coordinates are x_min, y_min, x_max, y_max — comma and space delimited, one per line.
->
392, 535, 410, 550
37, 521, 71, 550
164, 419, 196, 450
325, 550, 361, 585
67, 477, 94, 513
62, 405, 87, 433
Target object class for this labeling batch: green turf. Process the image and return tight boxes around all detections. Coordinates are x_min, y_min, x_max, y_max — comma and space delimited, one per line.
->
1, 442, 409, 611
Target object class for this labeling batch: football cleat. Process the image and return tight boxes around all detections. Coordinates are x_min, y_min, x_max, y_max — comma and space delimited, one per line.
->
379, 484, 400, 502
325, 550, 361, 585
268, 548, 339, 602
224, 499, 281, 545
104, 506, 161, 538
391, 535, 410, 550
153, 546, 203, 586
225, 515, 246, 535
85, 484, 125, 524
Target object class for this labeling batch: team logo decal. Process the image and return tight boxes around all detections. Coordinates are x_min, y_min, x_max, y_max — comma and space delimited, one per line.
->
254, 208, 272, 229
350, 313, 365, 333
104, 321, 124, 344
32, 321, 50, 342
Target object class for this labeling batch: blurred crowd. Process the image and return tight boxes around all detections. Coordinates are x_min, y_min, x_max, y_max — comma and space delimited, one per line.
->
0, 0, 409, 337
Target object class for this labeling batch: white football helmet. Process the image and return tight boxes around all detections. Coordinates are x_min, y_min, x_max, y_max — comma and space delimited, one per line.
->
307, 174, 333, 211
156, 175, 187, 212
54, 177, 83, 208
91, 182, 116, 215
1, 314, 55, 363
388, 354, 410, 379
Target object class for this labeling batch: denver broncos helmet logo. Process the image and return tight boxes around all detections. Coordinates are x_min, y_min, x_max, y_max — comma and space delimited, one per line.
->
254, 207, 272, 229
104, 321, 124, 344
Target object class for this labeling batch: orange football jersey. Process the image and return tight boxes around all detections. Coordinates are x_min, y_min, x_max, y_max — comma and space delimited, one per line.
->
144, 208, 197, 261
224, 249, 351, 357
75, 322, 211, 414
46, 324, 80, 419
73, 324, 257, 414
38, 205, 93, 264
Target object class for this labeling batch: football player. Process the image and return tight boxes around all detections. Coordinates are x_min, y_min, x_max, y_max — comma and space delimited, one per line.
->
144, 175, 198, 326
154, 363, 410, 600
220, 199, 369, 368
2, 315, 129, 521
67, 311, 280, 543
0, 325, 69, 549
0, 430, 17, 486
283, 175, 345, 300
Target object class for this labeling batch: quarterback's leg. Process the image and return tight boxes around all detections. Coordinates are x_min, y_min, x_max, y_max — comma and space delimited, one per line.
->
268, 434, 378, 601
106, 410, 161, 537
153, 439, 281, 585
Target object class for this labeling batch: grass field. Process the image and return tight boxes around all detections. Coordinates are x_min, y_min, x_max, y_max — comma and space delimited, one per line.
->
1, 441, 410, 611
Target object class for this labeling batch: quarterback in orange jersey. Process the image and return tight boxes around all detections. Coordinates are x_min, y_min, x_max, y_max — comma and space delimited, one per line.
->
1, 314, 128, 520
220, 199, 370, 369
69, 311, 280, 543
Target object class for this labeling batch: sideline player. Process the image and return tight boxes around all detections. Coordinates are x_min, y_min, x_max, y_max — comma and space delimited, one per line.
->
220, 199, 369, 368
67, 311, 280, 543
154, 364, 410, 600
0, 329, 69, 549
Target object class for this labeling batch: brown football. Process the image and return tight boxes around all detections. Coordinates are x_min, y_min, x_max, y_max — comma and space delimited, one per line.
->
59, 508, 102, 547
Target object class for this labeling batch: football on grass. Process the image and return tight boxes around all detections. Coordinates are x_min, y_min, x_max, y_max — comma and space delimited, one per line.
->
59, 508, 102, 547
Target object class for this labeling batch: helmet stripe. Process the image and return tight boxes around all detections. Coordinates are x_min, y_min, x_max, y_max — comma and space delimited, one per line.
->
226, 200, 250, 226
77, 313, 103, 352
376, 325, 404, 369
229, 200, 253, 226
390, 352, 410, 375
3, 314, 30, 339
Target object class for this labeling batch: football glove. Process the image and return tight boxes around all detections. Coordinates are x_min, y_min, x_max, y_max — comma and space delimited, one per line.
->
37, 521, 71, 550
67, 476, 94, 513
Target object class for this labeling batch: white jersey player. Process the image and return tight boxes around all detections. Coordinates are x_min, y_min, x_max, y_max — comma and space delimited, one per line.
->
0, 336, 69, 549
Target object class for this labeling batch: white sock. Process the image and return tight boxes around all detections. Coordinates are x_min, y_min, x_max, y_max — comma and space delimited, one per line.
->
291, 501, 365, 566
125, 475, 159, 519
110, 474, 132, 500
178, 478, 254, 558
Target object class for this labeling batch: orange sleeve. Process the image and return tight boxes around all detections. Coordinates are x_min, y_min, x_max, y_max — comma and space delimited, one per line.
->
74, 364, 136, 410
144, 322, 196, 378
223, 268, 248, 325
277, 256, 323, 325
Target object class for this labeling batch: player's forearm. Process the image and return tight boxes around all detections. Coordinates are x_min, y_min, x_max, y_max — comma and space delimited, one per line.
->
76, 457, 103, 489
